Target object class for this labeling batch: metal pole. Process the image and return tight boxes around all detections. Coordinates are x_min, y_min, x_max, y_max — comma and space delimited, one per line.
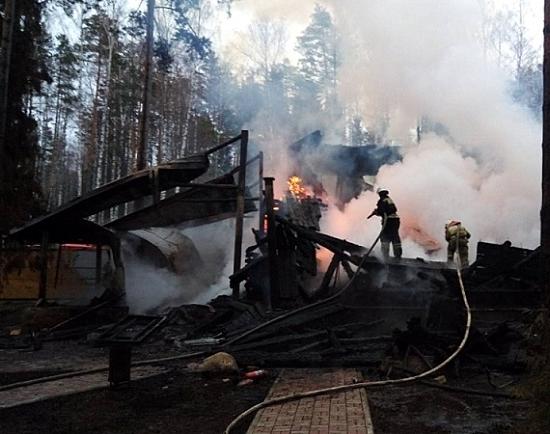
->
232, 130, 248, 298
54, 244, 62, 290
96, 243, 102, 289
264, 177, 278, 306
258, 151, 264, 236
38, 231, 49, 300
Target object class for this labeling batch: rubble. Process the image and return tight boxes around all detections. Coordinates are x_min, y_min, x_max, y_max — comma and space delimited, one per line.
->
0, 132, 545, 434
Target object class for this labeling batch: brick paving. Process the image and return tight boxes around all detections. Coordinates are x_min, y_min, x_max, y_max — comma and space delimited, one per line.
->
0, 365, 167, 409
247, 368, 374, 434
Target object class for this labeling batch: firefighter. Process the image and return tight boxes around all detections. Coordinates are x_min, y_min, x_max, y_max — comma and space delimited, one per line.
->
445, 220, 471, 267
368, 188, 402, 259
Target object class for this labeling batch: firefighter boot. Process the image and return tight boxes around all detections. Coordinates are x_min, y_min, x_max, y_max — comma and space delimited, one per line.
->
447, 244, 455, 264
393, 243, 402, 259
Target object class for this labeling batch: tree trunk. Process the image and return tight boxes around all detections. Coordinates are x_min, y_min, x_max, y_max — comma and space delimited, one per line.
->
137, 0, 154, 171
0, 0, 15, 154
541, 0, 550, 364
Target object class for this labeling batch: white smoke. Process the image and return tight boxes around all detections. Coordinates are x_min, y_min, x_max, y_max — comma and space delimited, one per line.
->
311, 0, 542, 254
124, 214, 257, 313
216, 0, 542, 260
124, 219, 256, 313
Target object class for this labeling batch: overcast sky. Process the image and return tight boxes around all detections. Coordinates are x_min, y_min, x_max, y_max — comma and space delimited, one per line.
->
214, 0, 544, 65
54, 0, 545, 69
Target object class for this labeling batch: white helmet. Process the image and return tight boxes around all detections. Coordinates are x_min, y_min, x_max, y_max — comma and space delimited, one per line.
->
376, 187, 389, 194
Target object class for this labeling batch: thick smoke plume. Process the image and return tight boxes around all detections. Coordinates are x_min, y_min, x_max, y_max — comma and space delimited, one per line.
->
320, 0, 541, 254
127, 0, 543, 312
124, 219, 255, 313
241, 0, 541, 255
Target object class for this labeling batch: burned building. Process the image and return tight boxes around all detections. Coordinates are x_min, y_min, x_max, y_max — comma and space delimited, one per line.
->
288, 130, 401, 208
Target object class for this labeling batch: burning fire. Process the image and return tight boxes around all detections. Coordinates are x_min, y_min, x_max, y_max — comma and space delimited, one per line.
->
287, 175, 307, 199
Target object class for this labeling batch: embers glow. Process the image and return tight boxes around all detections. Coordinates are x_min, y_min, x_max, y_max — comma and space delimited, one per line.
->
287, 175, 307, 199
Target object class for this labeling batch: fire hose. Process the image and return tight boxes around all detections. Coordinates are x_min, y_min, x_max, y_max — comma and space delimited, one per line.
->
224, 216, 387, 348
223, 219, 473, 434
0, 217, 384, 393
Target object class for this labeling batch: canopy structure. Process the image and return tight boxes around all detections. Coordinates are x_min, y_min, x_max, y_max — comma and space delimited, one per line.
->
10, 154, 210, 241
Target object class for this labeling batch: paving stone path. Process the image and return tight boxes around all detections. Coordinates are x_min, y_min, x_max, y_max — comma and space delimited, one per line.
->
247, 368, 375, 434
0, 365, 167, 409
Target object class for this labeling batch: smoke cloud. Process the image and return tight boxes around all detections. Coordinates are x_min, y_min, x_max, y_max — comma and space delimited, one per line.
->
235, 0, 541, 253
124, 219, 255, 313
309, 0, 542, 255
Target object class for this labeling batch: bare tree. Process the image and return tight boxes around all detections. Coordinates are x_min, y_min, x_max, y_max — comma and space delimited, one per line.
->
0, 0, 15, 155
510, 0, 537, 79
236, 18, 288, 82
137, 0, 155, 171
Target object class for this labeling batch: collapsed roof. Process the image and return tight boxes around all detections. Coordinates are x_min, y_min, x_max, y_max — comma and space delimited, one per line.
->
288, 130, 402, 205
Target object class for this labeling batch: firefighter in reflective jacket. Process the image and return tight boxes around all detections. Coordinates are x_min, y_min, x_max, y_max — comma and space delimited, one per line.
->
368, 188, 402, 259
445, 220, 471, 267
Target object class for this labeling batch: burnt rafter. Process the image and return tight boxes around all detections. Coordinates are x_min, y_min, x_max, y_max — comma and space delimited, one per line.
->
10, 132, 258, 241
10, 154, 210, 239
288, 130, 402, 200
106, 174, 257, 231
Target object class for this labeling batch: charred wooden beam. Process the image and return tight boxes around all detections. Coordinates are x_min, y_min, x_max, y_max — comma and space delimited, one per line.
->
38, 231, 49, 300
233, 303, 346, 345
315, 253, 342, 299
229, 330, 328, 352
289, 339, 329, 353
95, 243, 102, 289
232, 130, 248, 299
204, 134, 242, 155
258, 151, 265, 237
264, 177, 278, 307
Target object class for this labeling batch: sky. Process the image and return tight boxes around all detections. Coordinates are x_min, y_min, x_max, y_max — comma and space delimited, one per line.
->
212, 0, 545, 69
111, 1, 544, 69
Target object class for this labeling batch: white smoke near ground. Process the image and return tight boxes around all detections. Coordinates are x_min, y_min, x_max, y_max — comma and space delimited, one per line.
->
308, 0, 542, 255
124, 218, 256, 313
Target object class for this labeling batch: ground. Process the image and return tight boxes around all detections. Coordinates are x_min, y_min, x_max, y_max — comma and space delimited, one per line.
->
0, 368, 273, 434
368, 384, 529, 434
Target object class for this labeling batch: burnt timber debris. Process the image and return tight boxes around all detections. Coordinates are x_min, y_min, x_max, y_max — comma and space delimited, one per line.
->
0, 130, 546, 433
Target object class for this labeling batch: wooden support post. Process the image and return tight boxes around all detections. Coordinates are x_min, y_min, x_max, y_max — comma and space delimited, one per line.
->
258, 151, 265, 236
316, 253, 341, 298
96, 243, 102, 289
38, 231, 49, 300
264, 177, 279, 306
54, 244, 62, 290
151, 168, 160, 204
111, 238, 125, 295
232, 130, 248, 299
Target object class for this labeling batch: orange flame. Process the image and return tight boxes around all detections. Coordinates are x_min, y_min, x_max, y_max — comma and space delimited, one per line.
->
287, 175, 307, 199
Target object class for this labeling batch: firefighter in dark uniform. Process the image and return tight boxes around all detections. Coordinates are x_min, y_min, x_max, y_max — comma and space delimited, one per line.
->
368, 188, 402, 259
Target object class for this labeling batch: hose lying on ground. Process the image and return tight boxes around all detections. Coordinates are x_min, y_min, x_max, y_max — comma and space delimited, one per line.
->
0, 216, 385, 393
223, 228, 473, 434
224, 217, 387, 348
